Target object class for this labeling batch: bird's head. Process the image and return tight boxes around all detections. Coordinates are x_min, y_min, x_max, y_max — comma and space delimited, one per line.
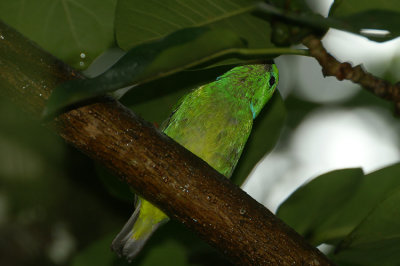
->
217, 64, 278, 119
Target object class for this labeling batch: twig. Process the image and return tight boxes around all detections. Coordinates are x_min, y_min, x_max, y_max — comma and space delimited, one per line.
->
302, 35, 400, 113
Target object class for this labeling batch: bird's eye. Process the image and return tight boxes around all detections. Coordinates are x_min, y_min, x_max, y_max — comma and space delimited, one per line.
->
269, 76, 276, 87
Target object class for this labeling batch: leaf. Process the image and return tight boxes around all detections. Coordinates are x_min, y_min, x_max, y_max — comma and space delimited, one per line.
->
277, 163, 400, 246
330, 9, 400, 42
330, 0, 400, 15
317, 163, 400, 244
257, 2, 400, 43
329, 0, 400, 41
70, 225, 202, 266
95, 163, 133, 203
71, 233, 117, 266
334, 188, 400, 265
0, 0, 116, 69
276, 168, 364, 245
232, 92, 286, 186
138, 239, 187, 266
42, 27, 246, 119
115, 0, 274, 51
133, 220, 230, 266
0, 97, 65, 167
123, 66, 231, 125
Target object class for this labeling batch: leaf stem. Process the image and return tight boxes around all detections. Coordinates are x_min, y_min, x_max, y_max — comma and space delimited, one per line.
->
233, 47, 309, 57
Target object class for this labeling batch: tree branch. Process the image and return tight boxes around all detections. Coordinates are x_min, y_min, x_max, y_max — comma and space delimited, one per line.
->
0, 21, 333, 265
302, 35, 400, 113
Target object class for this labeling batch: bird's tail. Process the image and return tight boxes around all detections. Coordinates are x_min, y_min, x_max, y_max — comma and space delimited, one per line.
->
111, 197, 169, 262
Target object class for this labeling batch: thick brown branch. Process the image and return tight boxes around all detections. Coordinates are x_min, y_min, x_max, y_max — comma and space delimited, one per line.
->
0, 21, 333, 265
302, 35, 400, 113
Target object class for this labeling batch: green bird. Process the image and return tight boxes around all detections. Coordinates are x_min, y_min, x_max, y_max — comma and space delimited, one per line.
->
111, 64, 279, 261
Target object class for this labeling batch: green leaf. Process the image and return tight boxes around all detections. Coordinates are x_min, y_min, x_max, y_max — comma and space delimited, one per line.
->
277, 163, 400, 246
0, 0, 116, 69
71, 233, 117, 266
138, 239, 187, 266
334, 188, 400, 265
70, 230, 190, 266
317, 163, 400, 244
115, 0, 274, 50
122, 66, 228, 125
0, 97, 64, 167
43, 27, 246, 119
232, 92, 286, 186
134, 220, 230, 266
276, 168, 364, 245
330, 0, 400, 15
330, 0, 400, 41
272, 0, 311, 11
257, 2, 400, 43
95, 163, 133, 203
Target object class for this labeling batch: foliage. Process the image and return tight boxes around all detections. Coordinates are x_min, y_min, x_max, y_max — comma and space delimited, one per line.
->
0, 0, 116, 69
277, 165, 400, 264
1, 0, 400, 265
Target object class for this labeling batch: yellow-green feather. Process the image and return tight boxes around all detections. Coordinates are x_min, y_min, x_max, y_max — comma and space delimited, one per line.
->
131, 200, 167, 239
163, 85, 253, 177
111, 64, 278, 261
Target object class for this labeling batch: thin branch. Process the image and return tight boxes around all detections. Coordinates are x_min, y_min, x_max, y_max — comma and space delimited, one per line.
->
0, 21, 334, 265
302, 35, 400, 113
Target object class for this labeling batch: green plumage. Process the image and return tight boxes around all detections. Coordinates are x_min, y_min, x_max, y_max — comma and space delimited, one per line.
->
111, 64, 279, 261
